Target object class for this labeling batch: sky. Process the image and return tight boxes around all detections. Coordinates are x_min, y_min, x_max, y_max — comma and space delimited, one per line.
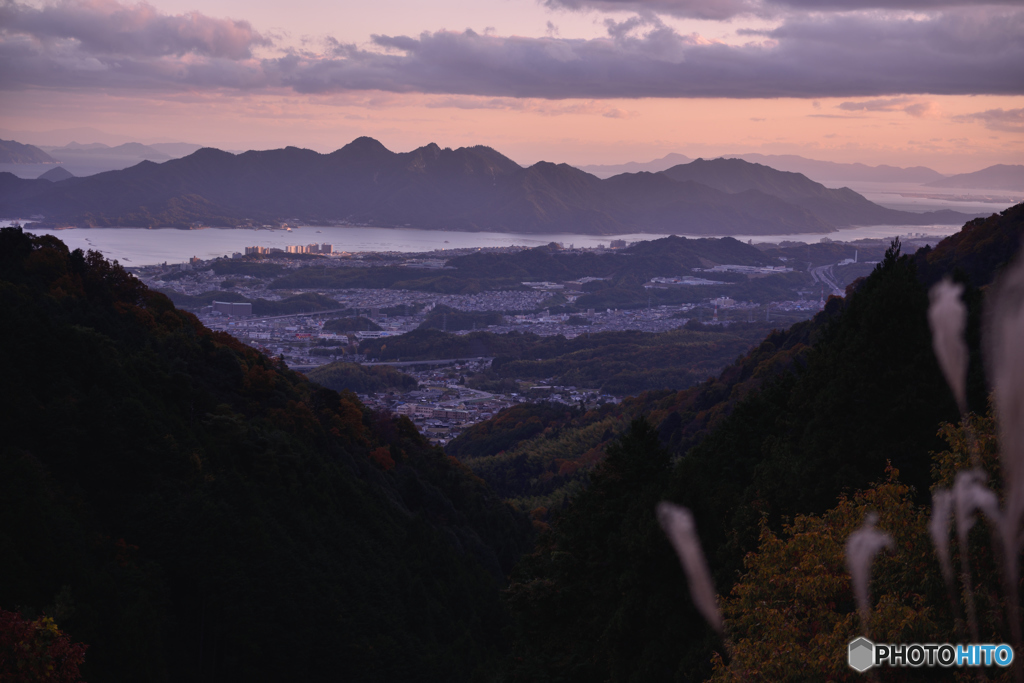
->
1, 0, 1022, 173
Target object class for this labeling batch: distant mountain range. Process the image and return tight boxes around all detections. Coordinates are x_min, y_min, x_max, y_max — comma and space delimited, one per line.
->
40, 141, 205, 159
578, 151, 945, 183
0, 141, 205, 177
0, 139, 56, 164
926, 164, 1024, 191
660, 158, 958, 227
0, 138, 980, 234
723, 154, 946, 184
42, 141, 174, 161
577, 153, 693, 178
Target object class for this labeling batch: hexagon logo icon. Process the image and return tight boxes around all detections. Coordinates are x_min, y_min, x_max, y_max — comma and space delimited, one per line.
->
848, 637, 875, 672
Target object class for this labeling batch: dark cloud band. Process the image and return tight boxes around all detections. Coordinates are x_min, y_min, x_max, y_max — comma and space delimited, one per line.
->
1, 0, 1021, 99
543, 0, 1024, 20
0, 0, 269, 59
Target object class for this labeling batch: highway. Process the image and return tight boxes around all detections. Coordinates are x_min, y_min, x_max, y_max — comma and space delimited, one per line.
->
810, 264, 844, 297
362, 356, 494, 368
248, 307, 352, 322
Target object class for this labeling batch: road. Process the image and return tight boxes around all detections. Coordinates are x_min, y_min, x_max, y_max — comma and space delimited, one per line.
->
438, 387, 495, 406
810, 264, 844, 297
247, 307, 352, 322
362, 357, 494, 368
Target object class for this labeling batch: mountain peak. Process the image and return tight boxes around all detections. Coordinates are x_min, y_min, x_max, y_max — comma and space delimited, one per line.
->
189, 147, 236, 159
339, 136, 391, 154
39, 166, 75, 182
662, 157, 820, 199
331, 137, 394, 165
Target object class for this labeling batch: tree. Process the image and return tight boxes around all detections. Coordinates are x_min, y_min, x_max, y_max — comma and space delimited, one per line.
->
709, 469, 945, 682
0, 609, 88, 683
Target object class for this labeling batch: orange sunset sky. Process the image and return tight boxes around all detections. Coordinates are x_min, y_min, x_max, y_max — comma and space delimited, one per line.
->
1, 0, 1022, 173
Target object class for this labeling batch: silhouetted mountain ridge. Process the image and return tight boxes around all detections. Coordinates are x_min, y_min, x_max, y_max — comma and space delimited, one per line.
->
725, 153, 945, 183
0, 138, 980, 233
661, 157, 973, 226
925, 164, 1024, 191
0, 138, 56, 164
38, 166, 75, 182
577, 151, 945, 182
576, 152, 694, 178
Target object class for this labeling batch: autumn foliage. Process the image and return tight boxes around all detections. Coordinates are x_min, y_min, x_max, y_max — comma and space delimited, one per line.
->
0, 610, 87, 683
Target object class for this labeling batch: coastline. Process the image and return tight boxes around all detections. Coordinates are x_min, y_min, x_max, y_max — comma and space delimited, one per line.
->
9, 221, 966, 267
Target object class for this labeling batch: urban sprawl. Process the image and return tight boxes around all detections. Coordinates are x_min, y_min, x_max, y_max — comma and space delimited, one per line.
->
132, 237, 912, 445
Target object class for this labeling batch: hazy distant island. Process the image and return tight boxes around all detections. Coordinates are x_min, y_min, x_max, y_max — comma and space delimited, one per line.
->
578, 151, 947, 183
925, 163, 1024, 191
0, 138, 58, 164
0, 137, 982, 234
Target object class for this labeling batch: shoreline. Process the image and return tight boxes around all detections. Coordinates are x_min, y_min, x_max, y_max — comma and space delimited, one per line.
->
7, 222, 962, 269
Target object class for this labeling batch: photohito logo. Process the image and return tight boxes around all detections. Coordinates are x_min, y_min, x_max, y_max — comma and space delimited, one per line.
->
848, 637, 875, 672
848, 638, 1014, 671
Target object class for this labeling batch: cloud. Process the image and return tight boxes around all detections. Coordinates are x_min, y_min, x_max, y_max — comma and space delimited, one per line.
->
953, 107, 1024, 132
542, 0, 761, 21
839, 97, 940, 117
1, 0, 1022, 101
543, 0, 1024, 20
0, 0, 269, 59
270, 10, 1024, 99
903, 101, 940, 118
838, 96, 914, 112
602, 107, 633, 118
421, 95, 635, 118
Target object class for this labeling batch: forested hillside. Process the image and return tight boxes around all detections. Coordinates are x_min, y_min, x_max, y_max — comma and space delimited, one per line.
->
4, 202, 1022, 682
0, 227, 533, 682
307, 361, 419, 394
361, 323, 779, 395
446, 319, 820, 512
174, 236, 867, 312
482, 205, 1023, 682
453, 206, 1024, 521
267, 236, 773, 297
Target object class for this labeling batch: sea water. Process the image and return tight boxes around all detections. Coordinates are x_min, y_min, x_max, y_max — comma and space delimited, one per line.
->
9, 222, 968, 267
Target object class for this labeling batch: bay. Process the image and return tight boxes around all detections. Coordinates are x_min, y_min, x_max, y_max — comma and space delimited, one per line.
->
9, 222, 965, 267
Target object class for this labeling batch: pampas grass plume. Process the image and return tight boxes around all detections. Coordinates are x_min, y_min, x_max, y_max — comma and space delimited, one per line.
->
929, 278, 969, 413
953, 469, 1002, 535
985, 254, 1024, 555
846, 512, 893, 632
929, 489, 955, 587
657, 502, 723, 634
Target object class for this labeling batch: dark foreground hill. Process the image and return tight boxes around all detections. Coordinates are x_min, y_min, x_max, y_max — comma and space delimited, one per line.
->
468, 204, 1024, 682
0, 227, 533, 682
0, 137, 977, 233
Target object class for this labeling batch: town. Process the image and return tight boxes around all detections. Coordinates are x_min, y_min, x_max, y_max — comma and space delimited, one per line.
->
128, 233, 935, 444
